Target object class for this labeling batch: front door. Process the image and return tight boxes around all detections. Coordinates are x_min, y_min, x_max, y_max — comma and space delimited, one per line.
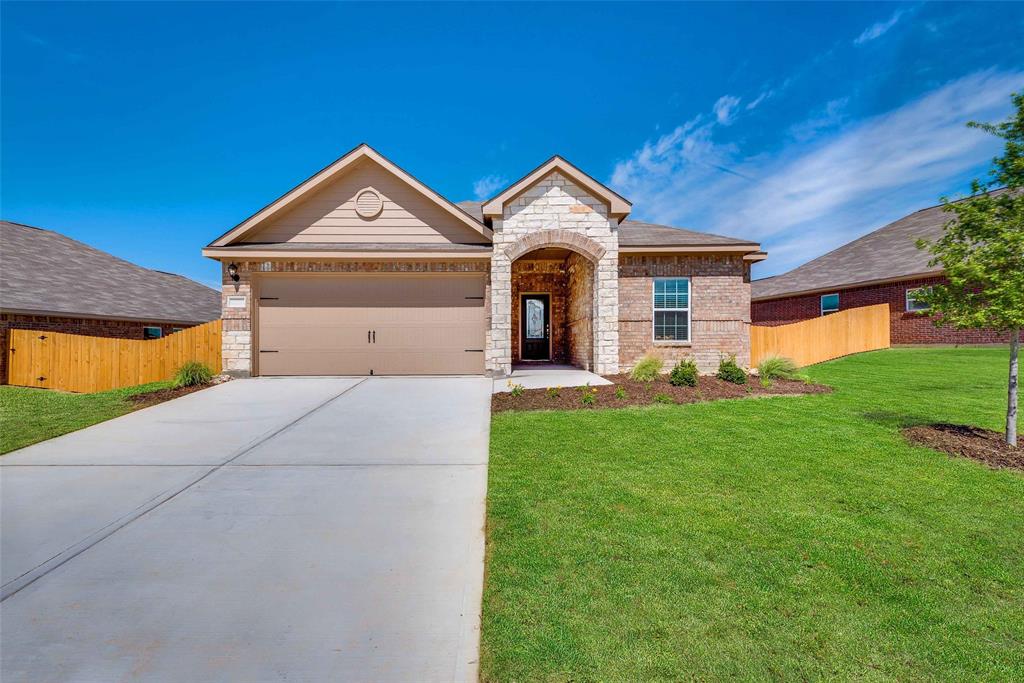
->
520, 294, 550, 361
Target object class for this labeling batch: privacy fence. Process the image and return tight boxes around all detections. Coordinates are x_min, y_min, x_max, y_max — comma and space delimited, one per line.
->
750, 303, 891, 368
5, 319, 222, 393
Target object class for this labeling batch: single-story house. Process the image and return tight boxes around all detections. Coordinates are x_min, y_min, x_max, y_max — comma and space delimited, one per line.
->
202, 144, 765, 377
750, 193, 1008, 344
0, 220, 221, 384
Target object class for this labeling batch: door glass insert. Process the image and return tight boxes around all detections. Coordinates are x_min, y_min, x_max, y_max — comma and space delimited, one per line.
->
526, 298, 545, 339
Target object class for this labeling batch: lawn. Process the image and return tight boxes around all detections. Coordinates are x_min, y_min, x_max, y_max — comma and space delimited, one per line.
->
0, 381, 173, 454
483, 347, 1024, 681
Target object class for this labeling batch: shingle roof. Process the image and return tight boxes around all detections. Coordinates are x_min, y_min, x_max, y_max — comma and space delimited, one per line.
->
1, 220, 220, 323
750, 190, 1009, 301
455, 201, 756, 247
221, 242, 491, 252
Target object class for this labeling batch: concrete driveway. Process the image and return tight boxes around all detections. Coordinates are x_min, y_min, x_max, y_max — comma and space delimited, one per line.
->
0, 376, 491, 682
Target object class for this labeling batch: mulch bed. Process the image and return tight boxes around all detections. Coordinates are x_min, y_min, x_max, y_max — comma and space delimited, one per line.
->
903, 423, 1023, 472
127, 383, 213, 409
492, 374, 831, 413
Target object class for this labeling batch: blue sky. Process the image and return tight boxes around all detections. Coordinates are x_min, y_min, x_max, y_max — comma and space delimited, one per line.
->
3, 2, 1023, 288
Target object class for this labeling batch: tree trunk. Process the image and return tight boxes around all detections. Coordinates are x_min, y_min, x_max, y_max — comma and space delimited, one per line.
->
1008, 327, 1019, 448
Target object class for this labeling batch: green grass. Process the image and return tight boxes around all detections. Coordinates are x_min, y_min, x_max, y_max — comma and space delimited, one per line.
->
0, 381, 173, 454
483, 347, 1024, 681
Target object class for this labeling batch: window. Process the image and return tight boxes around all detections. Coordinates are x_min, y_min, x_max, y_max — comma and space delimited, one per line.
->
143, 326, 163, 340
906, 287, 931, 312
820, 293, 839, 316
171, 327, 184, 334
653, 278, 690, 342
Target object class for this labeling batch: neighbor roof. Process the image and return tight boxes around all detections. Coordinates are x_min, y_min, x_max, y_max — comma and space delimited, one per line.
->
751, 190, 1009, 301
456, 202, 757, 248
1, 220, 220, 323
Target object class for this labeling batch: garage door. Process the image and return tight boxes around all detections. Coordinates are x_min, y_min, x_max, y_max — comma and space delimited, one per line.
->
257, 274, 486, 376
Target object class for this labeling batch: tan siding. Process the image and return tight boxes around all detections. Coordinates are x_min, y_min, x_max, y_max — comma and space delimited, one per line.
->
245, 158, 487, 245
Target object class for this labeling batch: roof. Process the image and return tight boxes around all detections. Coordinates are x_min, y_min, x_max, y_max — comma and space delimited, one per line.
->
750, 189, 1009, 301
1, 220, 220, 324
457, 201, 757, 248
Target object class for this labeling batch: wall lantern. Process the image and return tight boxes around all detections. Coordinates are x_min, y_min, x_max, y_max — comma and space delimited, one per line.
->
227, 263, 239, 282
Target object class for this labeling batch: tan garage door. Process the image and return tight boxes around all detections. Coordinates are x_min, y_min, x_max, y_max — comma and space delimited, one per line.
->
257, 273, 486, 376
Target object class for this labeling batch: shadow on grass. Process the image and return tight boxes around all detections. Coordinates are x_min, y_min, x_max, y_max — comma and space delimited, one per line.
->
860, 410, 936, 429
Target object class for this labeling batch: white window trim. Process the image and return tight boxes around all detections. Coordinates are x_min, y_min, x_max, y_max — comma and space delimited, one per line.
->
652, 277, 691, 344
820, 293, 839, 316
906, 287, 931, 312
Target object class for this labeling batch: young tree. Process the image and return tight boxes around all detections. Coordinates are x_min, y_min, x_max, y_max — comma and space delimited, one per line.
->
917, 91, 1024, 446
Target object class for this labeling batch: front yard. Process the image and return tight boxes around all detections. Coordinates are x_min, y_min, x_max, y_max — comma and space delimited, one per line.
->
483, 347, 1024, 680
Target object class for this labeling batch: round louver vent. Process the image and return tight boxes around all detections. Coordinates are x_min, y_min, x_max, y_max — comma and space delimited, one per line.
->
355, 189, 383, 218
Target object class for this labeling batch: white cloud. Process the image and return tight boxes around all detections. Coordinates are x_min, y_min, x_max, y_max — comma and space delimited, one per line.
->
788, 97, 849, 141
472, 174, 508, 200
713, 95, 741, 125
854, 9, 906, 45
610, 70, 1024, 276
745, 89, 773, 111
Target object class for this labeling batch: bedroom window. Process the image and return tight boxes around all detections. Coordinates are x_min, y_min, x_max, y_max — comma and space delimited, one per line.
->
820, 293, 840, 316
906, 287, 931, 312
653, 278, 690, 342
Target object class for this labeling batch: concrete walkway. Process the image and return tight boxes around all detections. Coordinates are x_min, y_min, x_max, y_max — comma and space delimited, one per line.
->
0, 376, 491, 682
493, 363, 612, 394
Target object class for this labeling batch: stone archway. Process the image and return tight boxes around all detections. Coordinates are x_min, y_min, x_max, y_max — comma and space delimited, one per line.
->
487, 229, 618, 377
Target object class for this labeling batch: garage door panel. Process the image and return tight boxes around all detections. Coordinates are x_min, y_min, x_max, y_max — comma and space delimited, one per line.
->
257, 274, 485, 376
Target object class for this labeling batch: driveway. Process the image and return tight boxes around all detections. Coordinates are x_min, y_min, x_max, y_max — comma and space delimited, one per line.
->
0, 376, 491, 682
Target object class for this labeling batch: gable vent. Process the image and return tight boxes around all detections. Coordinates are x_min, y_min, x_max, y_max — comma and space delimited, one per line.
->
355, 189, 384, 219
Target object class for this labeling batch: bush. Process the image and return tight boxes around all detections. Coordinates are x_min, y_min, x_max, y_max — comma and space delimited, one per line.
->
614, 386, 627, 400
716, 355, 747, 385
507, 381, 525, 397
757, 355, 800, 381
173, 361, 213, 388
630, 354, 664, 382
669, 359, 699, 387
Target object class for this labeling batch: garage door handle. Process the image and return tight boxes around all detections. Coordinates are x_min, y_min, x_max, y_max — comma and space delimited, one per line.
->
260, 350, 278, 353
372, 330, 376, 344
368, 330, 371, 344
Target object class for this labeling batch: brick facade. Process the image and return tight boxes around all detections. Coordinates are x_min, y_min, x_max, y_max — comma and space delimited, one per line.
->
751, 275, 1008, 345
0, 313, 186, 384
618, 254, 752, 373
510, 259, 569, 364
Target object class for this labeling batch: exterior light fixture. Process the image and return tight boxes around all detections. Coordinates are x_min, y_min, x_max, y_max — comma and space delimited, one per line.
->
227, 263, 239, 282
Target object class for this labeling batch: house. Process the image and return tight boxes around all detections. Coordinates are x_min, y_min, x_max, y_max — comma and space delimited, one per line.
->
0, 220, 221, 383
750, 193, 1008, 344
202, 144, 764, 377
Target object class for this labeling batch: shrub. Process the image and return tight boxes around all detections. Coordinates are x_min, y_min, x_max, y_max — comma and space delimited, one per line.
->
757, 355, 800, 381
653, 393, 674, 404
716, 355, 747, 385
173, 361, 213, 388
614, 386, 627, 400
668, 359, 699, 387
546, 386, 561, 399
580, 385, 598, 406
508, 381, 525, 397
630, 354, 663, 382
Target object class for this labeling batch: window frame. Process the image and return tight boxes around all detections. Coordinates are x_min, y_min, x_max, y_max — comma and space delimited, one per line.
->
143, 326, 163, 340
652, 277, 691, 344
905, 287, 931, 313
820, 293, 840, 316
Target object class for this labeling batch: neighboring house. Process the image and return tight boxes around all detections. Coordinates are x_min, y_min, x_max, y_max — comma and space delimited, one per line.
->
750, 193, 1008, 344
0, 220, 221, 383
202, 144, 764, 377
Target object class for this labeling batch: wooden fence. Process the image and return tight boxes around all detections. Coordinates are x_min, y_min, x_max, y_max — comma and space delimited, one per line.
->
750, 304, 890, 368
6, 319, 222, 393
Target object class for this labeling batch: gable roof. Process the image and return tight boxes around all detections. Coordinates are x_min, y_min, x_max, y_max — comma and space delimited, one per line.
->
1, 220, 220, 324
458, 201, 759, 250
208, 143, 491, 247
479, 156, 632, 221
750, 189, 1010, 301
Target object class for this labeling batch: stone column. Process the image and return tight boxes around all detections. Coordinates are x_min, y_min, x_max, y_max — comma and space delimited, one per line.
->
593, 250, 620, 375
487, 251, 512, 377
220, 261, 253, 377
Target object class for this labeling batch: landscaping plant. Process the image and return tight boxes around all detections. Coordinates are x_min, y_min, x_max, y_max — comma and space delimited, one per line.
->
546, 386, 561, 399
669, 359, 699, 387
614, 386, 627, 400
716, 355, 747, 384
916, 90, 1024, 446
629, 354, 663, 382
172, 361, 213, 388
580, 385, 598, 406
757, 355, 800, 382
508, 381, 525, 398
653, 393, 674, 404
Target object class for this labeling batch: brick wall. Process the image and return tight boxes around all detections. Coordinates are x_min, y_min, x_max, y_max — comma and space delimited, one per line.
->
618, 254, 751, 373
510, 259, 568, 363
219, 259, 491, 376
751, 275, 1008, 344
0, 313, 186, 384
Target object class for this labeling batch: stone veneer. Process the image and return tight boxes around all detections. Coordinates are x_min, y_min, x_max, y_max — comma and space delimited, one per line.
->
219, 259, 491, 377
487, 171, 619, 376
618, 254, 752, 373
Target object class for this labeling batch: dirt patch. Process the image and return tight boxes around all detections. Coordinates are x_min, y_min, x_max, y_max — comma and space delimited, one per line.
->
492, 374, 831, 413
903, 424, 1023, 471
128, 384, 211, 409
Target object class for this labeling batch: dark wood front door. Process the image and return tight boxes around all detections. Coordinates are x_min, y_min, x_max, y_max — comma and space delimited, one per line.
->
520, 294, 550, 361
